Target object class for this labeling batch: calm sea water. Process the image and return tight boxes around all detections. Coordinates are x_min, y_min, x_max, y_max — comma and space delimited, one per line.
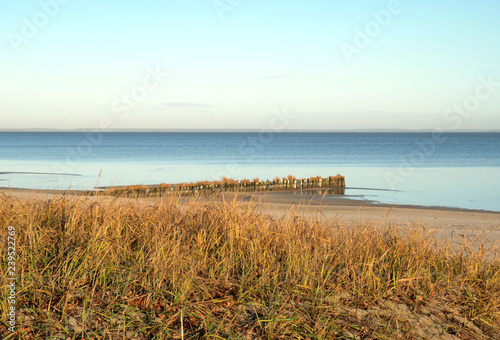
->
1, 132, 499, 211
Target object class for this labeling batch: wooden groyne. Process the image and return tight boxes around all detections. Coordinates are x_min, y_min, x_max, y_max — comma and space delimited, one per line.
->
100, 175, 345, 197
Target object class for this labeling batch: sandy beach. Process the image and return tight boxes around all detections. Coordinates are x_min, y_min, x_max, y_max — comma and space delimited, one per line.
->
203, 191, 498, 257
3, 187, 499, 255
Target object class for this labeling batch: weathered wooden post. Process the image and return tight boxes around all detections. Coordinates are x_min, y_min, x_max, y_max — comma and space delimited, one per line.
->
322, 177, 328, 188
308, 177, 314, 189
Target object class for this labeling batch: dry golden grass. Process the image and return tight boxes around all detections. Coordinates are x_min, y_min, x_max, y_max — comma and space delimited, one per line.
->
1, 194, 499, 339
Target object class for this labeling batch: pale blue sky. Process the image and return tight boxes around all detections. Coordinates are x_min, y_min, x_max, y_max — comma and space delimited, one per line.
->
1, 0, 499, 130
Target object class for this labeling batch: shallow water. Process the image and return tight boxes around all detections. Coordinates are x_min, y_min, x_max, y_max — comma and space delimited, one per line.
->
1, 132, 499, 211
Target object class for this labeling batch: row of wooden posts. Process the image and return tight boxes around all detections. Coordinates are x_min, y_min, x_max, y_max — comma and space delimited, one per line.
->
102, 175, 345, 196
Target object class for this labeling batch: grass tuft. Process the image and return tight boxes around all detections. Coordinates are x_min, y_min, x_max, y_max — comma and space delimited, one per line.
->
1, 194, 499, 339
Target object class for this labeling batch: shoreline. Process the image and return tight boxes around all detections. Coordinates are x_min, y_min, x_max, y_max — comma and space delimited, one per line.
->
2, 186, 500, 215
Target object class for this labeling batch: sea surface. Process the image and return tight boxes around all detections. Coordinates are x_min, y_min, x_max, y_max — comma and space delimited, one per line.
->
1, 132, 499, 212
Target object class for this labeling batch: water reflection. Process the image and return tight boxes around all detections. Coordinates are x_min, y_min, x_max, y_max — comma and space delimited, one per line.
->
281, 188, 346, 195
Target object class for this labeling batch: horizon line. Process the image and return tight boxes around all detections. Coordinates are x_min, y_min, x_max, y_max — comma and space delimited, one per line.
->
1, 128, 500, 133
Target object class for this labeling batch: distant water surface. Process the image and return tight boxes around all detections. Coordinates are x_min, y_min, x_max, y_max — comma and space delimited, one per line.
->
1, 132, 499, 211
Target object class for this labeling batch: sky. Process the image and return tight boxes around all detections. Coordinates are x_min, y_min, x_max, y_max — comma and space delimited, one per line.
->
0, 0, 499, 131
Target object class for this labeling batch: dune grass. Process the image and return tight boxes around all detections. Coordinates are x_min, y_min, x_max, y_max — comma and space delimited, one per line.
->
1, 194, 499, 339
